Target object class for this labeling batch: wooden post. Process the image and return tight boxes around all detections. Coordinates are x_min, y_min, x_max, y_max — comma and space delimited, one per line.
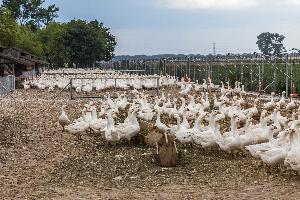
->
240, 64, 243, 83
193, 65, 196, 82
157, 77, 160, 96
163, 59, 166, 75
187, 58, 190, 79
250, 64, 253, 91
159, 59, 162, 76
258, 62, 261, 92
70, 78, 73, 100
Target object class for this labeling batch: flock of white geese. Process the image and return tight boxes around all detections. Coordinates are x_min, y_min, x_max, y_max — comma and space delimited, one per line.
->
57, 74, 300, 173
22, 69, 180, 92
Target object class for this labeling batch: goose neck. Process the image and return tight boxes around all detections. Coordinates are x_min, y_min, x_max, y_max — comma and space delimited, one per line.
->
267, 127, 274, 142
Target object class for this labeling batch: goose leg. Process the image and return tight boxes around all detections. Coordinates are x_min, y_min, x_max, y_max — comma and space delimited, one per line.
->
173, 141, 178, 154
77, 134, 82, 142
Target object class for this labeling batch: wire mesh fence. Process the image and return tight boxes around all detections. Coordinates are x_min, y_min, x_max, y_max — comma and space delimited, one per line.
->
22, 70, 36, 79
0, 75, 15, 96
95, 54, 300, 96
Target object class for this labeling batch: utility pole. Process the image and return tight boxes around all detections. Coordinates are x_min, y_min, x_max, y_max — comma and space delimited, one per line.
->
213, 42, 216, 56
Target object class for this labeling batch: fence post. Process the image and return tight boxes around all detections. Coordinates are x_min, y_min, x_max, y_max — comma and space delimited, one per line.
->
258, 63, 261, 92
193, 65, 196, 82
240, 64, 244, 83
70, 78, 73, 100
13, 75, 15, 90
250, 64, 253, 91
285, 54, 289, 97
207, 63, 210, 80
157, 77, 160, 96
187, 58, 190, 79
114, 78, 117, 90
159, 59, 162, 76
210, 63, 213, 81
163, 59, 166, 76
262, 59, 264, 90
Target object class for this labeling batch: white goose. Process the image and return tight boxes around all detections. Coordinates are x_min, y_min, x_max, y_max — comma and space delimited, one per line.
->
173, 114, 193, 144
245, 125, 277, 159
58, 106, 70, 132
90, 107, 107, 133
263, 92, 276, 111
179, 83, 192, 95
65, 109, 90, 140
155, 111, 170, 132
215, 117, 242, 153
117, 109, 140, 141
286, 97, 297, 111
259, 128, 295, 165
284, 128, 300, 172
276, 91, 287, 108
192, 111, 221, 148
104, 111, 120, 144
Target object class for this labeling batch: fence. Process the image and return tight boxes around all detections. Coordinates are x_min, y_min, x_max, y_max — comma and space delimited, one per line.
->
54, 76, 161, 100
22, 70, 36, 79
97, 54, 300, 96
0, 75, 15, 96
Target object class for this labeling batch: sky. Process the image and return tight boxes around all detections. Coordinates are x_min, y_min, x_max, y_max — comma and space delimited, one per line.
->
43, 0, 300, 55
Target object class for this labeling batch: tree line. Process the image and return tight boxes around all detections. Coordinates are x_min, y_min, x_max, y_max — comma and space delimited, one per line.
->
0, 0, 116, 68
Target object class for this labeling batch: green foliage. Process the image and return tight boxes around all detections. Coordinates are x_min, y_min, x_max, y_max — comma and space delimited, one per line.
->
89, 20, 117, 61
0, 8, 18, 47
0, 1, 116, 66
36, 20, 117, 68
0, 8, 43, 56
256, 32, 285, 57
64, 19, 117, 67
1, 0, 59, 29
37, 22, 68, 67
16, 26, 43, 56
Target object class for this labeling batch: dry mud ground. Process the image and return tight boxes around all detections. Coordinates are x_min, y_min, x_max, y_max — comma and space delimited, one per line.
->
0, 89, 300, 200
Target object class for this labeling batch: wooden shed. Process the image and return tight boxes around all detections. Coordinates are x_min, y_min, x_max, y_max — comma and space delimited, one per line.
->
0, 46, 48, 78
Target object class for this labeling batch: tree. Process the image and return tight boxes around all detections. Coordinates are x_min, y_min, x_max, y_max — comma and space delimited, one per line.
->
37, 22, 68, 67
0, 8, 19, 47
256, 32, 285, 57
1, 0, 59, 29
0, 7, 43, 56
272, 33, 285, 57
64, 19, 117, 67
89, 20, 117, 61
16, 26, 43, 56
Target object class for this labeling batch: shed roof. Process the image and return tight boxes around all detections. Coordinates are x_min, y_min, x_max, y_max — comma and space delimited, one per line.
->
0, 46, 48, 66
0, 53, 35, 67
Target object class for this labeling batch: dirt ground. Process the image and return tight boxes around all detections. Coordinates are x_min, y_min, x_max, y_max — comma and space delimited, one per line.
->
0, 89, 300, 200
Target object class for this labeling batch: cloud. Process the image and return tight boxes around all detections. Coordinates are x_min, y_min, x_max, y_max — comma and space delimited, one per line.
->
160, 0, 257, 10
286, 0, 300, 5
